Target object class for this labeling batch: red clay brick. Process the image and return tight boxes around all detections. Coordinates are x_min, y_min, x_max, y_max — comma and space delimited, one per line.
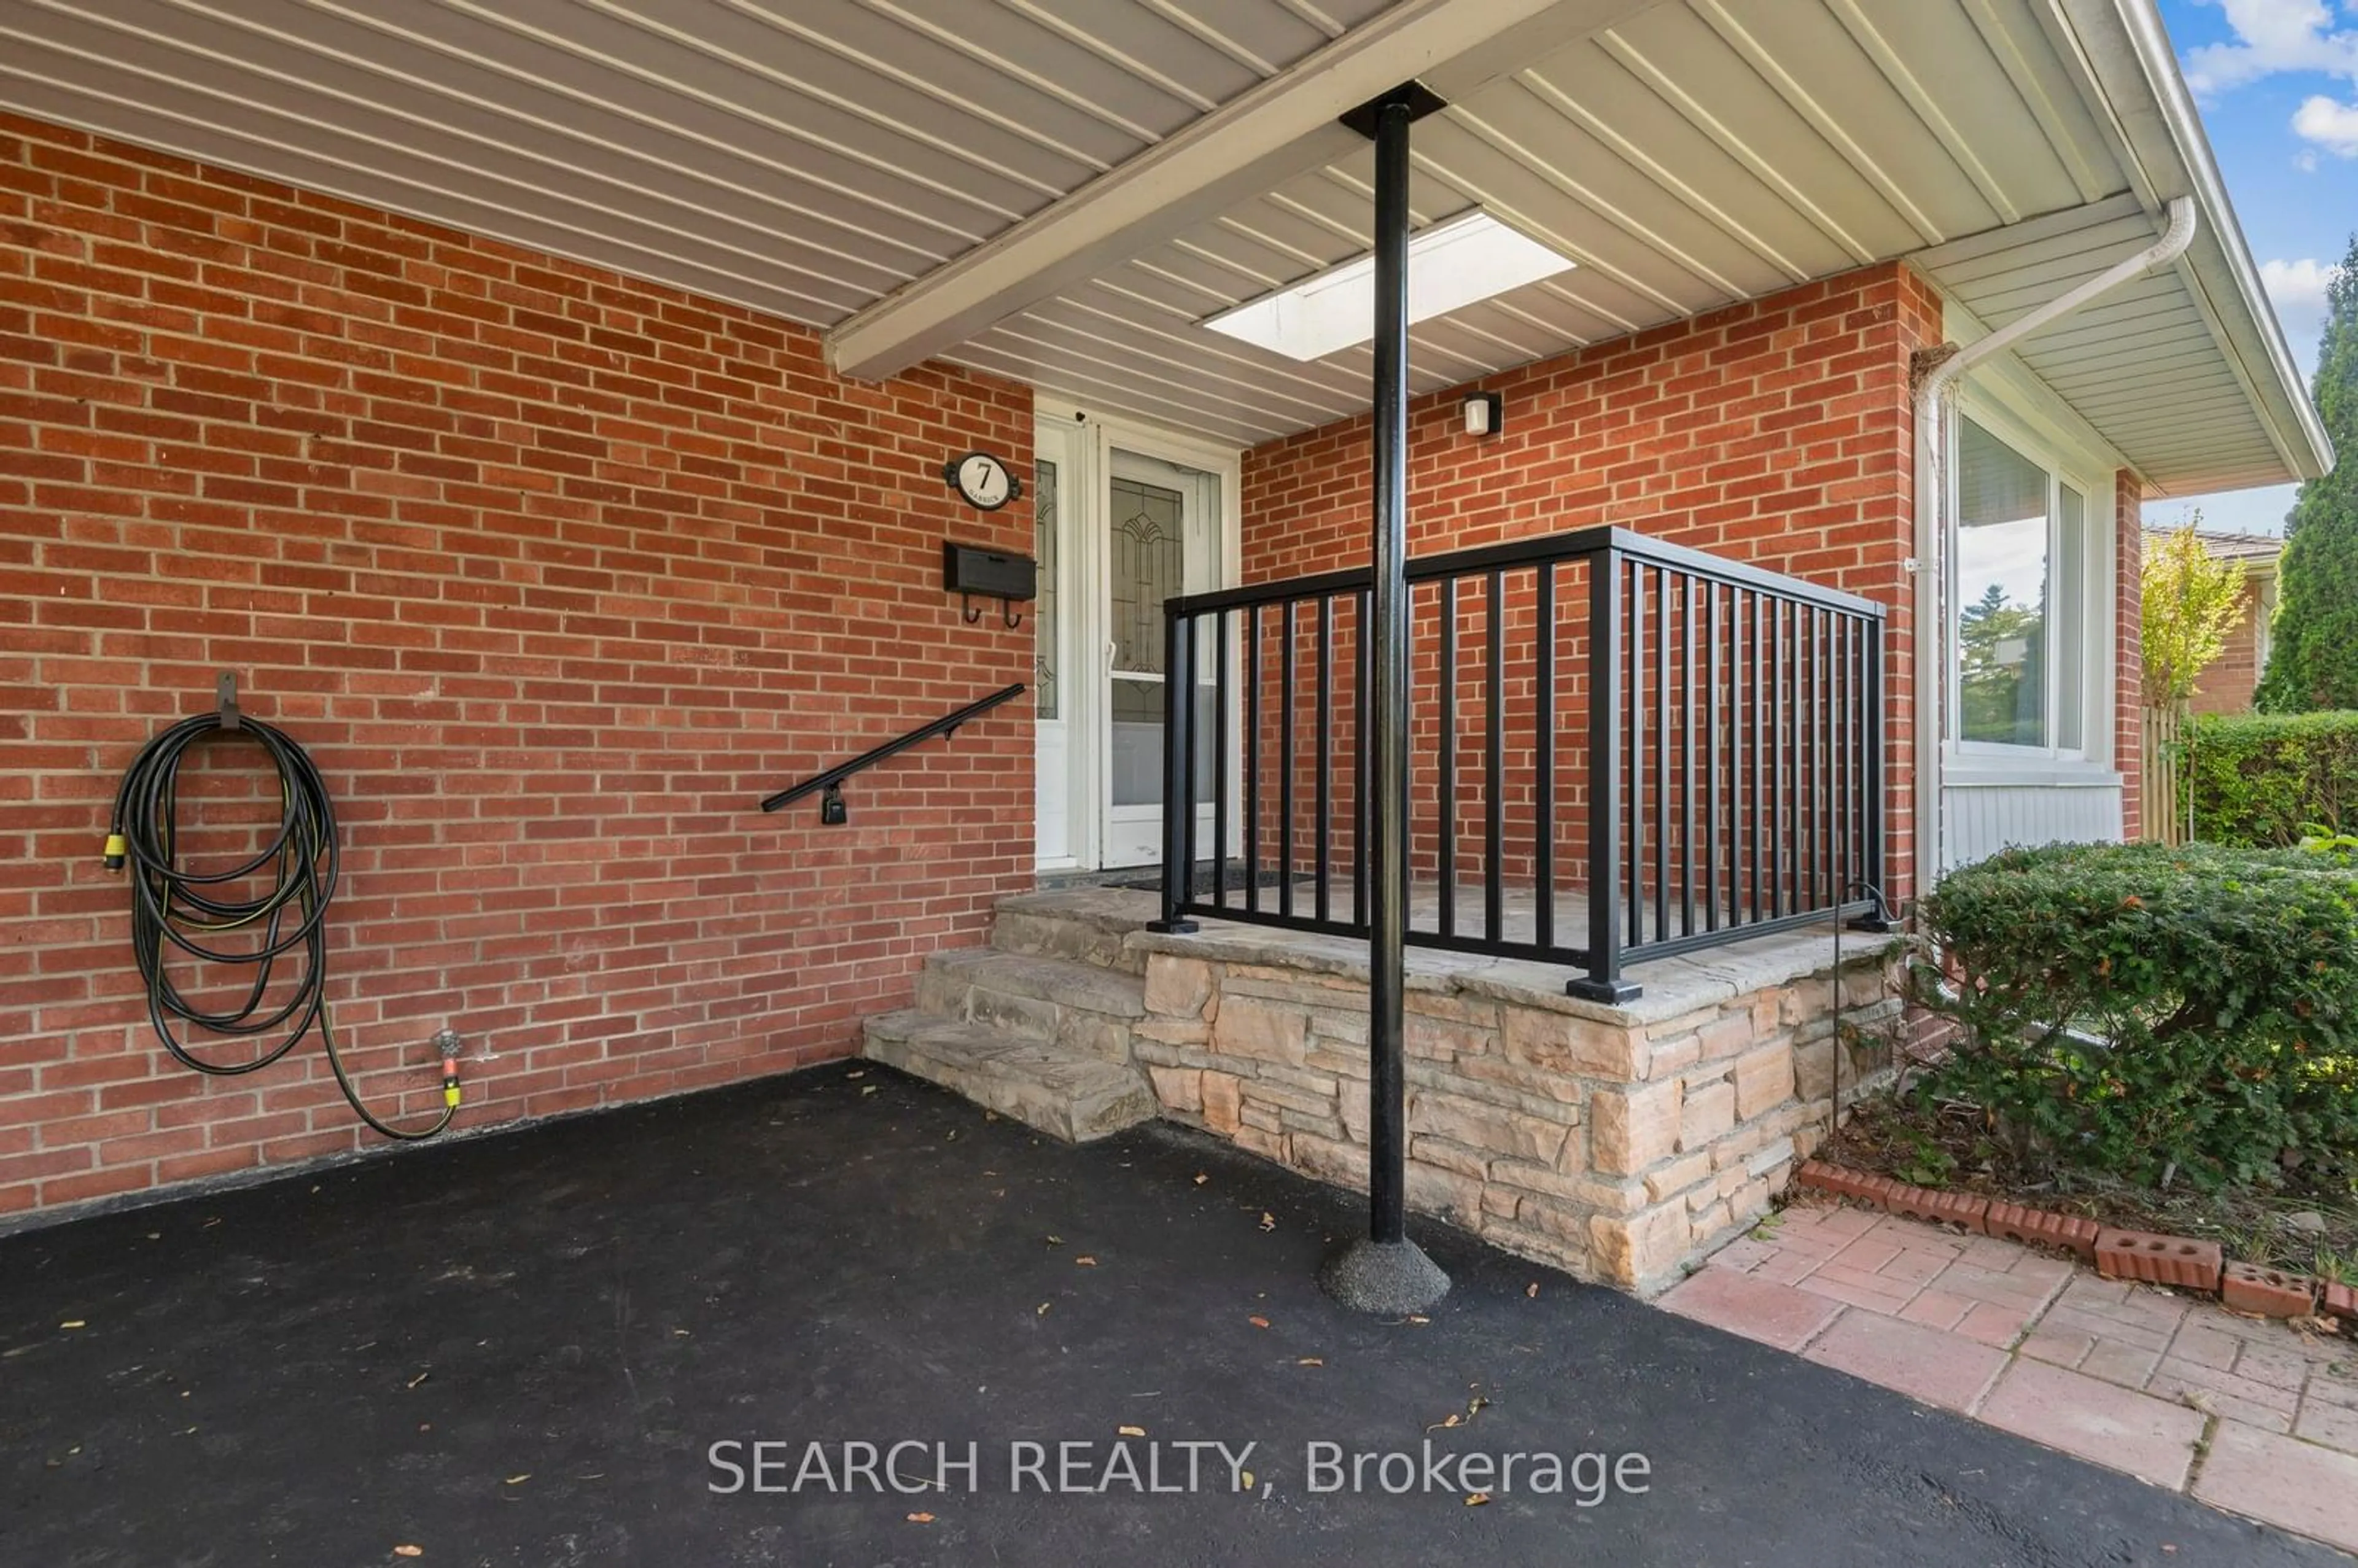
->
2324, 1279, 2357, 1325
2220, 1263, 2318, 1319
1984, 1201, 2101, 1261
2095, 1228, 2225, 1291
1881, 1183, 1989, 1233
0, 109, 1034, 1221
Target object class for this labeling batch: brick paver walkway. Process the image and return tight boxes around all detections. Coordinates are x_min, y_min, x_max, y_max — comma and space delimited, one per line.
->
1662, 1197, 2358, 1554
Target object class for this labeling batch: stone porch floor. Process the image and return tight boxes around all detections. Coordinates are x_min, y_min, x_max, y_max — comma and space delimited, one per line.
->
1662, 1197, 2358, 1555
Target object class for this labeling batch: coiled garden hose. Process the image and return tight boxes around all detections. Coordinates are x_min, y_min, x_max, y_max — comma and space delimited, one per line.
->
104, 710, 457, 1139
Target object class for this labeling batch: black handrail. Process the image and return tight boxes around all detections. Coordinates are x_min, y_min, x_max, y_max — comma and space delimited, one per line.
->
759, 683, 1026, 813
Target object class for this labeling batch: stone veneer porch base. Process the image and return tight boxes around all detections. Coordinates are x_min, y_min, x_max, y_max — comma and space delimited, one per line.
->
865, 888, 1903, 1297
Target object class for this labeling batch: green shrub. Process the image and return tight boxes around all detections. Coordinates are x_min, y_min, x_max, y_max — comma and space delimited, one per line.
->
1915, 842, 2358, 1190
2187, 710, 2358, 846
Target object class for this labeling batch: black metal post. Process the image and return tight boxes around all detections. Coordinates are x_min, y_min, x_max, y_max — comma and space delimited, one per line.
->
1366, 93, 1413, 1250
1320, 82, 1447, 1314
1148, 607, 1197, 934
1571, 549, 1639, 1003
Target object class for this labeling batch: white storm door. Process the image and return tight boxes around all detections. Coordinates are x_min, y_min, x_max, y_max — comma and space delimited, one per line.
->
1101, 449, 1221, 869
1033, 425, 1074, 867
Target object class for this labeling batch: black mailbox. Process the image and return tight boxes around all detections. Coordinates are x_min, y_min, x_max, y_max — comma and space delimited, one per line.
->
943, 541, 1037, 602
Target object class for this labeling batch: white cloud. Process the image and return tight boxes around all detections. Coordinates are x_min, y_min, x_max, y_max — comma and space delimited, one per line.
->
2182, 0, 2358, 96
2294, 91, 2358, 153
2259, 256, 2337, 370
2262, 255, 2337, 311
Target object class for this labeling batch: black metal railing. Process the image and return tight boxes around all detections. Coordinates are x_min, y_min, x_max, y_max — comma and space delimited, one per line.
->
760, 682, 1025, 818
1153, 526, 1888, 1000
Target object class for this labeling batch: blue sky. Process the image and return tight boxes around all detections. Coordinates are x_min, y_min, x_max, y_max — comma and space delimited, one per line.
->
2142, 0, 2357, 535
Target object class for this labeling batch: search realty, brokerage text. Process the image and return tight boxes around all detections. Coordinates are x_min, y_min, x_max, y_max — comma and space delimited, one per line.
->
707, 1439, 1652, 1502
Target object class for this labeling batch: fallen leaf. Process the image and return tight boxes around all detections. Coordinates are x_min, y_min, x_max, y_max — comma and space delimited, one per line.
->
1118, 1425, 1146, 1437
1296, 1357, 1323, 1367
1465, 1492, 1491, 1507
1239, 1470, 1254, 1491
1525, 1283, 1539, 1298
846, 1069, 866, 1079
1259, 1213, 1275, 1232
1075, 1256, 1097, 1267
393, 1548, 423, 1559
860, 1085, 878, 1096
1036, 1302, 1051, 1317
1045, 1235, 1064, 1246
906, 1512, 935, 1524
1407, 1314, 1430, 1325
59, 1321, 84, 1330
407, 1372, 431, 1389
1428, 1413, 1461, 1431
1248, 1316, 1270, 1329
1193, 1173, 1208, 1186
504, 1475, 529, 1486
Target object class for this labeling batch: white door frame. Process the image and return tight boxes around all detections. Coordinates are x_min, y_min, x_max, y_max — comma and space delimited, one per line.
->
1032, 400, 1242, 872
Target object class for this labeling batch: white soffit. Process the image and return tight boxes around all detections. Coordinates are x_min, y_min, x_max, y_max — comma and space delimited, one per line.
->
946, 0, 2138, 446
0, 0, 1394, 327
0, 0, 2321, 489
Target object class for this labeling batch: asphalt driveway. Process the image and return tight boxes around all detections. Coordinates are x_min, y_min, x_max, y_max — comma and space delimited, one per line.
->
1, 1062, 2341, 1567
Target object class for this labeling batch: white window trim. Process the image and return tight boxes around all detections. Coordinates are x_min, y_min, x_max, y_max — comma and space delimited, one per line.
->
1944, 385, 2119, 783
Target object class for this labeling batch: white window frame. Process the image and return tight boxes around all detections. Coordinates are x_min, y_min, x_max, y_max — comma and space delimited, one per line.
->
1944, 387, 2117, 781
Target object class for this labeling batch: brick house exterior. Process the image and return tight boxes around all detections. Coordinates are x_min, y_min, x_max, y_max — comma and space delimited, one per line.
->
2140, 529, 2281, 716
0, 0, 2328, 1234
0, 117, 1037, 1216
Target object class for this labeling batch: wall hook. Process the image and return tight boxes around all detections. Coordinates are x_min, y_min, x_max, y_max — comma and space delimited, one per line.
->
961, 592, 1022, 629
215, 670, 241, 731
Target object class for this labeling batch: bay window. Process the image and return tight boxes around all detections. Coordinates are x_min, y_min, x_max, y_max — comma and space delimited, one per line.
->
1952, 413, 2097, 757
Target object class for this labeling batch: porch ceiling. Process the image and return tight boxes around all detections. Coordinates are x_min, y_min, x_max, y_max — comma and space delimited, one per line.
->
0, 0, 2324, 494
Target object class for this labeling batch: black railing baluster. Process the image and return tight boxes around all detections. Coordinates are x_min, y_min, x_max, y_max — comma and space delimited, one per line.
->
1679, 571, 1695, 939
1317, 594, 1333, 926
1654, 565, 1668, 945
1535, 561, 1555, 954
1748, 591, 1764, 925
1485, 568, 1504, 946
1355, 588, 1371, 931
1439, 576, 1457, 940
1245, 604, 1260, 916
1150, 611, 1197, 934
1213, 609, 1231, 910
1626, 561, 1643, 950
1281, 600, 1296, 920
1183, 611, 1200, 899
1706, 578, 1721, 933
1730, 588, 1745, 931
1772, 598, 1788, 920
1813, 606, 1827, 911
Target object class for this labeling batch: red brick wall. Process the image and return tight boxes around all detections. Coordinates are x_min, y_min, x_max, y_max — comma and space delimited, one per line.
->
0, 114, 1035, 1221
2186, 570, 2270, 716
1237, 264, 1944, 909
2115, 474, 2145, 840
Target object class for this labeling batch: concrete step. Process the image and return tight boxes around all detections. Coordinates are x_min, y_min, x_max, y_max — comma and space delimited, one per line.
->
989, 888, 1161, 975
861, 1011, 1157, 1143
916, 949, 1145, 1063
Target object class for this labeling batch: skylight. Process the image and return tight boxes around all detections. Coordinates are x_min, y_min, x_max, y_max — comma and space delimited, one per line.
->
1202, 210, 1576, 363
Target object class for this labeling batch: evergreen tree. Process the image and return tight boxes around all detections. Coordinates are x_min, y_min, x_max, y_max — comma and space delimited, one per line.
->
2257, 233, 2358, 711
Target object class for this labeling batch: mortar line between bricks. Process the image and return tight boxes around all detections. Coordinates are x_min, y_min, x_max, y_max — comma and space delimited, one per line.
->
1794, 1301, 1851, 1355
2181, 1413, 2221, 1497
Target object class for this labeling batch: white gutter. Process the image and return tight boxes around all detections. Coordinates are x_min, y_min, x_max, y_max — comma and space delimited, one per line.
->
1911, 195, 2197, 898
